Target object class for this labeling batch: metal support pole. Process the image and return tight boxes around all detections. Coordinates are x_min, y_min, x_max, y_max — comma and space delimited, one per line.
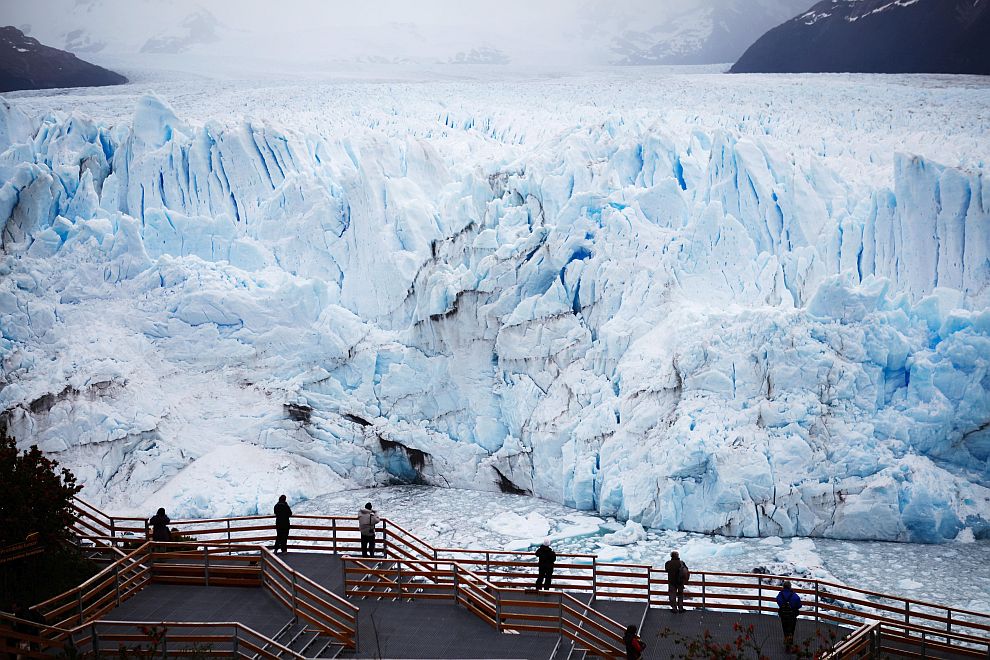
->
77, 591, 84, 625
382, 520, 388, 558
758, 576, 763, 614
332, 518, 337, 554
397, 560, 403, 598
558, 592, 563, 639
453, 564, 459, 605
204, 546, 210, 586
592, 558, 597, 600
814, 582, 820, 624
91, 623, 99, 660
906, 601, 911, 627
921, 631, 927, 659
110, 518, 116, 549
486, 552, 491, 582
291, 573, 299, 619
226, 519, 232, 545
114, 563, 121, 604
496, 589, 502, 633
701, 573, 707, 609
233, 626, 239, 658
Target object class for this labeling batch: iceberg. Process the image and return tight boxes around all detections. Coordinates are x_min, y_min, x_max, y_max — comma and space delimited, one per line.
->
0, 76, 988, 544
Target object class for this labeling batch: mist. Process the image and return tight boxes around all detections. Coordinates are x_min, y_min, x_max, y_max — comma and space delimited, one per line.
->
4, 0, 814, 71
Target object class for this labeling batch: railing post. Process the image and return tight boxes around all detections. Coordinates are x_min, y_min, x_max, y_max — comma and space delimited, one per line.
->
110, 517, 116, 549
91, 622, 99, 660
204, 546, 210, 586
906, 601, 911, 628
486, 552, 491, 582
161, 629, 167, 660
291, 572, 299, 619
701, 573, 707, 609
77, 590, 84, 625
814, 581, 820, 624
332, 518, 337, 554
233, 626, 239, 657
114, 563, 121, 604
758, 575, 763, 614
453, 564, 459, 605
921, 630, 927, 659
397, 560, 403, 598
382, 520, 388, 558
558, 592, 564, 640
592, 557, 597, 600
496, 588, 502, 633
226, 518, 232, 545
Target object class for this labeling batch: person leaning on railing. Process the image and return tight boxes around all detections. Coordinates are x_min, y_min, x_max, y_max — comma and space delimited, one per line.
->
148, 508, 171, 543
358, 502, 381, 557
273, 495, 292, 554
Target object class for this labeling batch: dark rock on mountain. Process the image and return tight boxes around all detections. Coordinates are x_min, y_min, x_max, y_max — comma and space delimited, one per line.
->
731, 0, 990, 74
0, 26, 126, 92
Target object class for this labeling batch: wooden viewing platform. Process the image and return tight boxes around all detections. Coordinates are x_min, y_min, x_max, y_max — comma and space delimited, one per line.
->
1, 497, 988, 659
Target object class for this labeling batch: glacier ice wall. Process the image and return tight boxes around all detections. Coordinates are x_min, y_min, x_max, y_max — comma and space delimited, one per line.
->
0, 85, 988, 542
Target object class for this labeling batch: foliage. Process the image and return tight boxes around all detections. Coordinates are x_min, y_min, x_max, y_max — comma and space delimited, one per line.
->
661, 622, 841, 660
109, 626, 224, 659
0, 428, 82, 546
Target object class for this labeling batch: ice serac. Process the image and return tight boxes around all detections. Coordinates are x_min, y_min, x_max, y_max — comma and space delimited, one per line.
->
0, 90, 988, 541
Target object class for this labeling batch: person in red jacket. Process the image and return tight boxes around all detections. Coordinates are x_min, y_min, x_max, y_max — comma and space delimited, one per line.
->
624, 624, 646, 660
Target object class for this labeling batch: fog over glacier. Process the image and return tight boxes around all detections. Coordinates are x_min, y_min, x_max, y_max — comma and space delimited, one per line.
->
1, 68, 988, 546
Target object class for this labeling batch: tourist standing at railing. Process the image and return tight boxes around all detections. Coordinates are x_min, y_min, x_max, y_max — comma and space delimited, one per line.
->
623, 624, 646, 660
148, 508, 171, 542
273, 495, 292, 554
534, 539, 556, 590
776, 580, 802, 648
664, 550, 687, 611
358, 502, 381, 557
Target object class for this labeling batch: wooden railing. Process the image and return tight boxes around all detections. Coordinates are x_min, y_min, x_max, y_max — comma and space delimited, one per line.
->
70, 619, 307, 659
32, 541, 153, 632
68, 498, 990, 659
0, 610, 74, 659
260, 547, 359, 650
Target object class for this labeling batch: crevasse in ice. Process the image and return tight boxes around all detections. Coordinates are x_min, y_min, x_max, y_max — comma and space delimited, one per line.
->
0, 89, 987, 543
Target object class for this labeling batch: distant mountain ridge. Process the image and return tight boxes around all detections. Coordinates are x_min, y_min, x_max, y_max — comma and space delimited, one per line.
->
607, 0, 813, 65
0, 26, 127, 93
732, 0, 990, 74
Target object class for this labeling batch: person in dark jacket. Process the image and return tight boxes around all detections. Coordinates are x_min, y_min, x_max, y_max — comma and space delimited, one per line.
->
273, 495, 292, 554
148, 508, 171, 543
357, 503, 381, 557
624, 624, 646, 660
776, 580, 802, 646
534, 539, 556, 590
663, 550, 686, 611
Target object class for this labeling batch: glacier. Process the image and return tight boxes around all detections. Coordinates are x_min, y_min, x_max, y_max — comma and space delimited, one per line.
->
0, 72, 988, 543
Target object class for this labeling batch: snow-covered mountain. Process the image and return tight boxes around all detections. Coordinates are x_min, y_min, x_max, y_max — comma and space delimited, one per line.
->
0, 26, 126, 92
1, 72, 987, 543
732, 0, 990, 74
602, 0, 815, 65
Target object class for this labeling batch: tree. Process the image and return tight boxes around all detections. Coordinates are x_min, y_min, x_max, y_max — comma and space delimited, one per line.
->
0, 429, 82, 546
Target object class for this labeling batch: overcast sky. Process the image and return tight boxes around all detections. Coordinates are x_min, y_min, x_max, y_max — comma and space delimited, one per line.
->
4, 0, 814, 68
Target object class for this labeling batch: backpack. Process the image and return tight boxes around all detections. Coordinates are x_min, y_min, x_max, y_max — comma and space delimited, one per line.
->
679, 562, 690, 584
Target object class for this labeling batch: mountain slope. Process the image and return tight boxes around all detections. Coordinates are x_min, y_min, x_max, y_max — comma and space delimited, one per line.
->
0, 26, 127, 92
607, 0, 814, 65
731, 0, 990, 74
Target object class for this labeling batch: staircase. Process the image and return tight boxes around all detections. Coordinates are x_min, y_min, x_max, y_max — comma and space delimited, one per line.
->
266, 618, 343, 659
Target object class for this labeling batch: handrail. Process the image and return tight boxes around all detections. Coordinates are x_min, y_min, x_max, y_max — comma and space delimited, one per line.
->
259, 547, 358, 649
66, 619, 307, 660
69, 497, 990, 658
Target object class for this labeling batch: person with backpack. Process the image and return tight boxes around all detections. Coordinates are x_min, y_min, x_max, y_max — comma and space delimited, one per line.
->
273, 495, 292, 554
664, 550, 688, 611
623, 623, 646, 660
148, 508, 171, 543
534, 539, 557, 590
358, 502, 381, 557
776, 580, 802, 647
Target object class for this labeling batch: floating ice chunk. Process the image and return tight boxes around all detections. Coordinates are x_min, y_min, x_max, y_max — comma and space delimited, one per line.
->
601, 520, 647, 546
897, 578, 923, 591
484, 511, 551, 539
